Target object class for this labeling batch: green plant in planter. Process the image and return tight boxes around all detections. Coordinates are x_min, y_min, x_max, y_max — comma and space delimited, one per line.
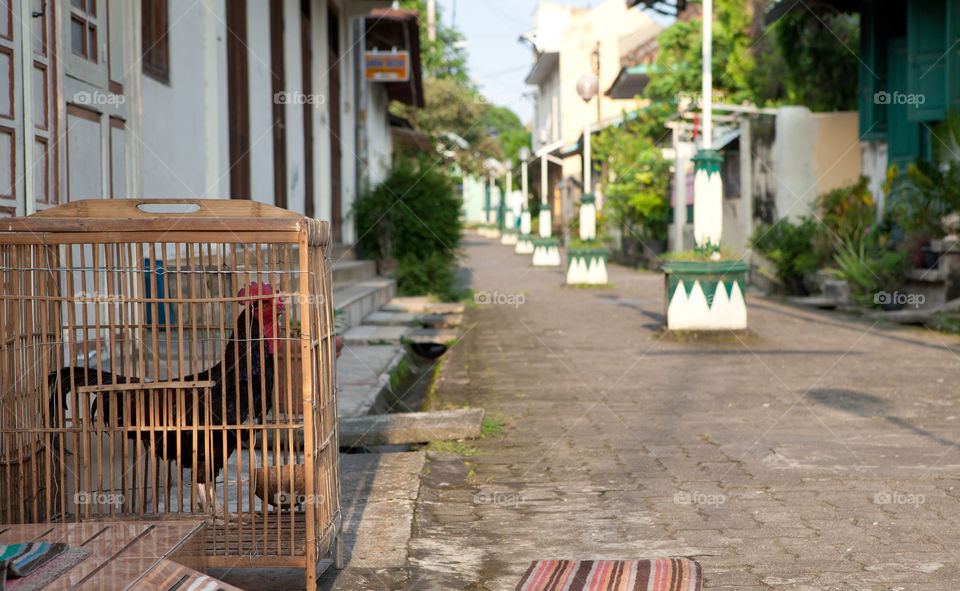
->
750, 217, 831, 294
593, 118, 671, 245
664, 239, 738, 262
816, 176, 876, 246
833, 237, 907, 306
887, 113, 960, 242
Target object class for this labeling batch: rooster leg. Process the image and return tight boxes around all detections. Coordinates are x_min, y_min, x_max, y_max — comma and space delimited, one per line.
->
196, 482, 249, 523
195, 482, 225, 518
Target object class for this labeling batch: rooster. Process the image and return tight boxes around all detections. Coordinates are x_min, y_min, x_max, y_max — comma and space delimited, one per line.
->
48, 282, 284, 519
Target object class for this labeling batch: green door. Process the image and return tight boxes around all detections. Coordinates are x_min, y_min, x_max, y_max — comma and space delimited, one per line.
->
887, 37, 922, 169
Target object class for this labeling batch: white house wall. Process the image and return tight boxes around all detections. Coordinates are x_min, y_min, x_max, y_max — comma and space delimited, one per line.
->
2, 0, 402, 246
366, 83, 393, 187
338, 7, 357, 244
284, 0, 307, 214
141, 0, 212, 199
314, 0, 333, 227
246, 0, 275, 206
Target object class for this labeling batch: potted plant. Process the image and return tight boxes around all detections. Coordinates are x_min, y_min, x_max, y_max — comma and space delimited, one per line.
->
661, 240, 749, 330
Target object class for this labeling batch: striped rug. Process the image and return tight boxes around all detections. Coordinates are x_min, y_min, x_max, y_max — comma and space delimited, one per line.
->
516, 558, 702, 591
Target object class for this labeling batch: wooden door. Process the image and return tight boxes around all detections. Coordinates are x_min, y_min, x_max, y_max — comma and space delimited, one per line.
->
0, 0, 59, 216
61, 0, 130, 202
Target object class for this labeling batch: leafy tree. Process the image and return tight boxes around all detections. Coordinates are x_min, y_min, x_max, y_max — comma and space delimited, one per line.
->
644, 0, 858, 112
478, 105, 532, 178
771, 10, 859, 111
388, 2, 529, 178
393, 78, 501, 175
398, 0, 471, 86
593, 116, 672, 243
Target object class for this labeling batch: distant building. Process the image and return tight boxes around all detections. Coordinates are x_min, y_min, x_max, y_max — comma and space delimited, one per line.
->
522, 0, 661, 235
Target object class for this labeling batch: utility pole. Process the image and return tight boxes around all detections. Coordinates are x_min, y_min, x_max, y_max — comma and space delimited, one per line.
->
427, 0, 436, 42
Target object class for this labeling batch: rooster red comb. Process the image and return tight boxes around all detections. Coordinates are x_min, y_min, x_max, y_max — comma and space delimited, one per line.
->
238, 282, 284, 313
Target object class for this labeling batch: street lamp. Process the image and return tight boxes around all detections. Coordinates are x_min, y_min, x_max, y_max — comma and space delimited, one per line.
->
515, 147, 534, 254
501, 158, 518, 245
566, 73, 608, 285
576, 75, 599, 241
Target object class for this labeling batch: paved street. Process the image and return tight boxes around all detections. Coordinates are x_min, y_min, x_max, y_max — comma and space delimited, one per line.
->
343, 234, 960, 590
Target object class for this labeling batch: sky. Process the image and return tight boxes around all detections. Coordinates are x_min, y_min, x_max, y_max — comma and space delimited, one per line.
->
435, 0, 674, 125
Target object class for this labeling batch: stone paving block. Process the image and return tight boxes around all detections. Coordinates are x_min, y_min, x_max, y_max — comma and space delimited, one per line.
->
322, 237, 960, 590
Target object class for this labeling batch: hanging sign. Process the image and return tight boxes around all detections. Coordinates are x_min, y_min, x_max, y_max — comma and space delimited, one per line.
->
365, 50, 410, 82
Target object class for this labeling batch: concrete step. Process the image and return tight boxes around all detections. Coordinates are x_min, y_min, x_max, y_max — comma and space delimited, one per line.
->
364, 311, 464, 328
342, 325, 461, 346
333, 278, 397, 330
338, 344, 406, 418
381, 296, 465, 315
331, 242, 357, 262
340, 408, 484, 446
333, 259, 378, 286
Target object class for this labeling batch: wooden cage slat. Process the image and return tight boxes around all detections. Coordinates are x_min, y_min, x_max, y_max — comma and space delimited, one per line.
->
0, 212, 337, 587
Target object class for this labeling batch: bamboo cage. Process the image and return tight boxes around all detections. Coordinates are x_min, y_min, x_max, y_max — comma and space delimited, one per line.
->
0, 199, 341, 589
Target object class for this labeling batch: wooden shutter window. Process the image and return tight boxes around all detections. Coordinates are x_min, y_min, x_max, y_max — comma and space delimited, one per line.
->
142, 0, 169, 82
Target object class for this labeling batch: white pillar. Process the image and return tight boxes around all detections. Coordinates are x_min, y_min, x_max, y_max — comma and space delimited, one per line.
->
740, 116, 753, 248
692, 0, 722, 247
702, 0, 712, 152
504, 167, 515, 229
520, 160, 531, 234
539, 154, 551, 238
579, 101, 596, 241
672, 127, 686, 252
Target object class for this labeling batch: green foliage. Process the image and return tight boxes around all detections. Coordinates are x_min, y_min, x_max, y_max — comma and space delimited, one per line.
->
389, 2, 528, 178
353, 159, 462, 300
833, 238, 907, 305
665, 240, 737, 262
390, 357, 411, 392
392, 82, 530, 178
398, 0, 471, 86
816, 176, 876, 246
771, 11, 860, 111
394, 252, 462, 301
592, 117, 671, 242
481, 414, 506, 438
477, 105, 531, 170
644, 1, 858, 112
750, 218, 830, 293
879, 113, 960, 249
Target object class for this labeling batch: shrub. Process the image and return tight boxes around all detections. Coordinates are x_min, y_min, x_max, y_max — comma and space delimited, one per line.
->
393, 252, 461, 301
750, 218, 830, 294
834, 238, 907, 305
816, 176, 875, 247
353, 158, 463, 300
